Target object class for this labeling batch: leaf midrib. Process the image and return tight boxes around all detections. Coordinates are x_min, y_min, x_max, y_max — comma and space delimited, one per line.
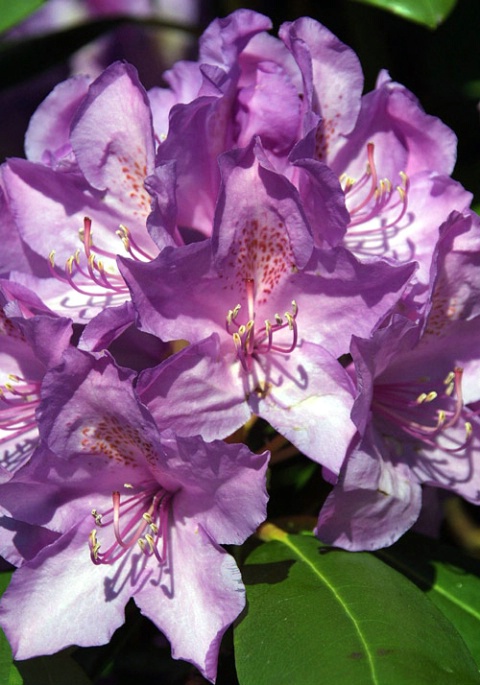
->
283, 536, 379, 685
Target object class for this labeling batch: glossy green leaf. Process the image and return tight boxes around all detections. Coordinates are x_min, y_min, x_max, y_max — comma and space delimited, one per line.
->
235, 526, 480, 685
377, 532, 480, 667
0, 0, 45, 34
0, 573, 22, 685
350, 0, 457, 28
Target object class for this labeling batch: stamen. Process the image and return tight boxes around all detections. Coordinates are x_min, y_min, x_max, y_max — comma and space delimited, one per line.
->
227, 294, 299, 370
373, 366, 470, 451
226, 304, 241, 331
88, 487, 171, 566
48, 216, 156, 298
116, 224, 154, 261
91, 509, 103, 525
444, 371, 455, 385
89, 529, 101, 563
341, 143, 411, 256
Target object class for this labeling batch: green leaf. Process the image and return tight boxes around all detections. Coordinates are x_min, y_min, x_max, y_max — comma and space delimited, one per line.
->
0, 573, 22, 685
0, 0, 45, 35
349, 0, 457, 28
377, 532, 480, 668
235, 525, 480, 685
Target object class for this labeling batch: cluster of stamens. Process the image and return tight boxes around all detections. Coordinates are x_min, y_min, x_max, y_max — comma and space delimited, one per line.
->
88, 484, 171, 566
340, 143, 410, 254
226, 279, 298, 373
0, 374, 41, 440
373, 367, 472, 452
48, 217, 154, 297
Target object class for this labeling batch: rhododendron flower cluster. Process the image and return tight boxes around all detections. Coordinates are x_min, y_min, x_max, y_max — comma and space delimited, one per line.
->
0, 9, 479, 683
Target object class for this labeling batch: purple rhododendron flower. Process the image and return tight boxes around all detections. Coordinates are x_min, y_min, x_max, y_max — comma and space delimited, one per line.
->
316, 211, 480, 550
1, 61, 171, 322
0, 348, 269, 681
1, 6, 479, 680
148, 9, 468, 278
121, 138, 415, 473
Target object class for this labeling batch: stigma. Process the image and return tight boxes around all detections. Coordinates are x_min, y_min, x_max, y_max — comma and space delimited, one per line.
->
0, 374, 41, 449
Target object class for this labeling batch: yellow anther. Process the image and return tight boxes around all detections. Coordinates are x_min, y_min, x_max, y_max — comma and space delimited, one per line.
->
49, 250, 56, 267
346, 176, 355, 186
66, 255, 75, 274
274, 313, 283, 325
425, 391, 438, 402
416, 393, 428, 404
227, 304, 241, 327
124, 483, 134, 489
244, 320, 254, 346
142, 512, 153, 524
399, 171, 408, 185
444, 371, 455, 385
89, 530, 101, 560
144, 534, 155, 553
285, 312, 294, 330
117, 225, 131, 251
91, 509, 103, 525
445, 383, 454, 397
